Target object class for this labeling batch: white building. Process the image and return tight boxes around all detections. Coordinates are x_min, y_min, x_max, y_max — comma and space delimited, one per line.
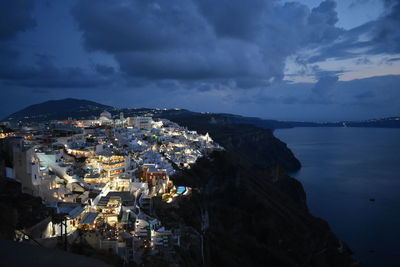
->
126, 117, 153, 130
99, 110, 113, 125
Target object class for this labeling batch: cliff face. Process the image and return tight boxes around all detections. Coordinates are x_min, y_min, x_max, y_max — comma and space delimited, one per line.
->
170, 152, 353, 267
158, 113, 301, 172
0, 179, 52, 240
153, 115, 354, 267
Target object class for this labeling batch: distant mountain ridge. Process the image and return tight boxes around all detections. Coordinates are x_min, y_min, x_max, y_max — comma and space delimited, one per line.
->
3, 98, 400, 128
4, 98, 112, 122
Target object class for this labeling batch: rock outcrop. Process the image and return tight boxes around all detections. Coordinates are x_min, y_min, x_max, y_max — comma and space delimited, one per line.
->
152, 114, 355, 267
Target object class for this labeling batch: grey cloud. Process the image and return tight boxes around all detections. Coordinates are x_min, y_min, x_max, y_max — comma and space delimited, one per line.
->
335, 74, 400, 106
71, 0, 344, 88
293, 69, 343, 105
114, 40, 267, 80
0, 54, 111, 89
306, 0, 343, 44
0, 45, 20, 71
355, 57, 373, 65
307, 0, 400, 63
354, 91, 375, 99
312, 74, 339, 97
0, 0, 36, 40
0, 1, 111, 90
234, 78, 271, 89
281, 96, 300, 105
71, 0, 211, 53
236, 74, 400, 109
386, 57, 400, 62
236, 94, 276, 105
305, 25, 369, 62
349, 0, 371, 8
371, 0, 400, 53
193, 0, 269, 40
32, 88, 50, 94
95, 64, 115, 76
195, 83, 214, 92
309, 0, 338, 26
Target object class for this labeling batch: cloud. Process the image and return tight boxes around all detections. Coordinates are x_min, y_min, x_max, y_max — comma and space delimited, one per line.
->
0, 54, 112, 89
354, 90, 375, 99
71, 0, 344, 88
0, 1, 113, 90
303, 0, 400, 63
0, 1, 116, 91
228, 74, 400, 120
309, 0, 338, 26
311, 72, 339, 97
386, 56, 400, 63
0, 0, 36, 40
71, 0, 211, 53
193, 0, 270, 40
284, 64, 344, 104
95, 64, 115, 76
349, 0, 371, 9
371, 0, 400, 53
355, 57, 373, 65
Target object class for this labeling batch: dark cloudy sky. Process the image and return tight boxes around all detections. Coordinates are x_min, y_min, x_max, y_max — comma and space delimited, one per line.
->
1, 0, 399, 121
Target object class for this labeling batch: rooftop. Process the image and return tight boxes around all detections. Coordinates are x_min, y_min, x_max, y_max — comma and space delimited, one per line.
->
79, 212, 99, 225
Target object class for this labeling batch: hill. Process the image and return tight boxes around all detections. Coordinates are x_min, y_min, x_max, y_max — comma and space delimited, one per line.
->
3, 98, 400, 129
3, 98, 112, 122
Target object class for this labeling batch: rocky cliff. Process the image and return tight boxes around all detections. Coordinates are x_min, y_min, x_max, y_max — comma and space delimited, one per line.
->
157, 112, 301, 171
152, 114, 355, 267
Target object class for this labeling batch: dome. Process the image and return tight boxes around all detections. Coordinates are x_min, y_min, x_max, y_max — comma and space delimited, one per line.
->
100, 110, 112, 120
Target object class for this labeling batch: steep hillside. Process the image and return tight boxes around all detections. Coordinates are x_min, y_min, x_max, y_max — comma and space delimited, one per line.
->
3, 98, 112, 122
155, 111, 301, 171
151, 119, 355, 266
167, 151, 355, 267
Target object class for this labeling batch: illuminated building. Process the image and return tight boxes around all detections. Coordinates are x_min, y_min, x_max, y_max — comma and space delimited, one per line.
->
141, 164, 170, 195
99, 110, 113, 125
126, 116, 153, 129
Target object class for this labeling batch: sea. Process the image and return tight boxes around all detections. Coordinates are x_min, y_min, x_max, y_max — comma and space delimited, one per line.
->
275, 127, 400, 267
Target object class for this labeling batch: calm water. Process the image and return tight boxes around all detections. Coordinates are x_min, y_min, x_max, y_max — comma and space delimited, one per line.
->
275, 127, 400, 267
